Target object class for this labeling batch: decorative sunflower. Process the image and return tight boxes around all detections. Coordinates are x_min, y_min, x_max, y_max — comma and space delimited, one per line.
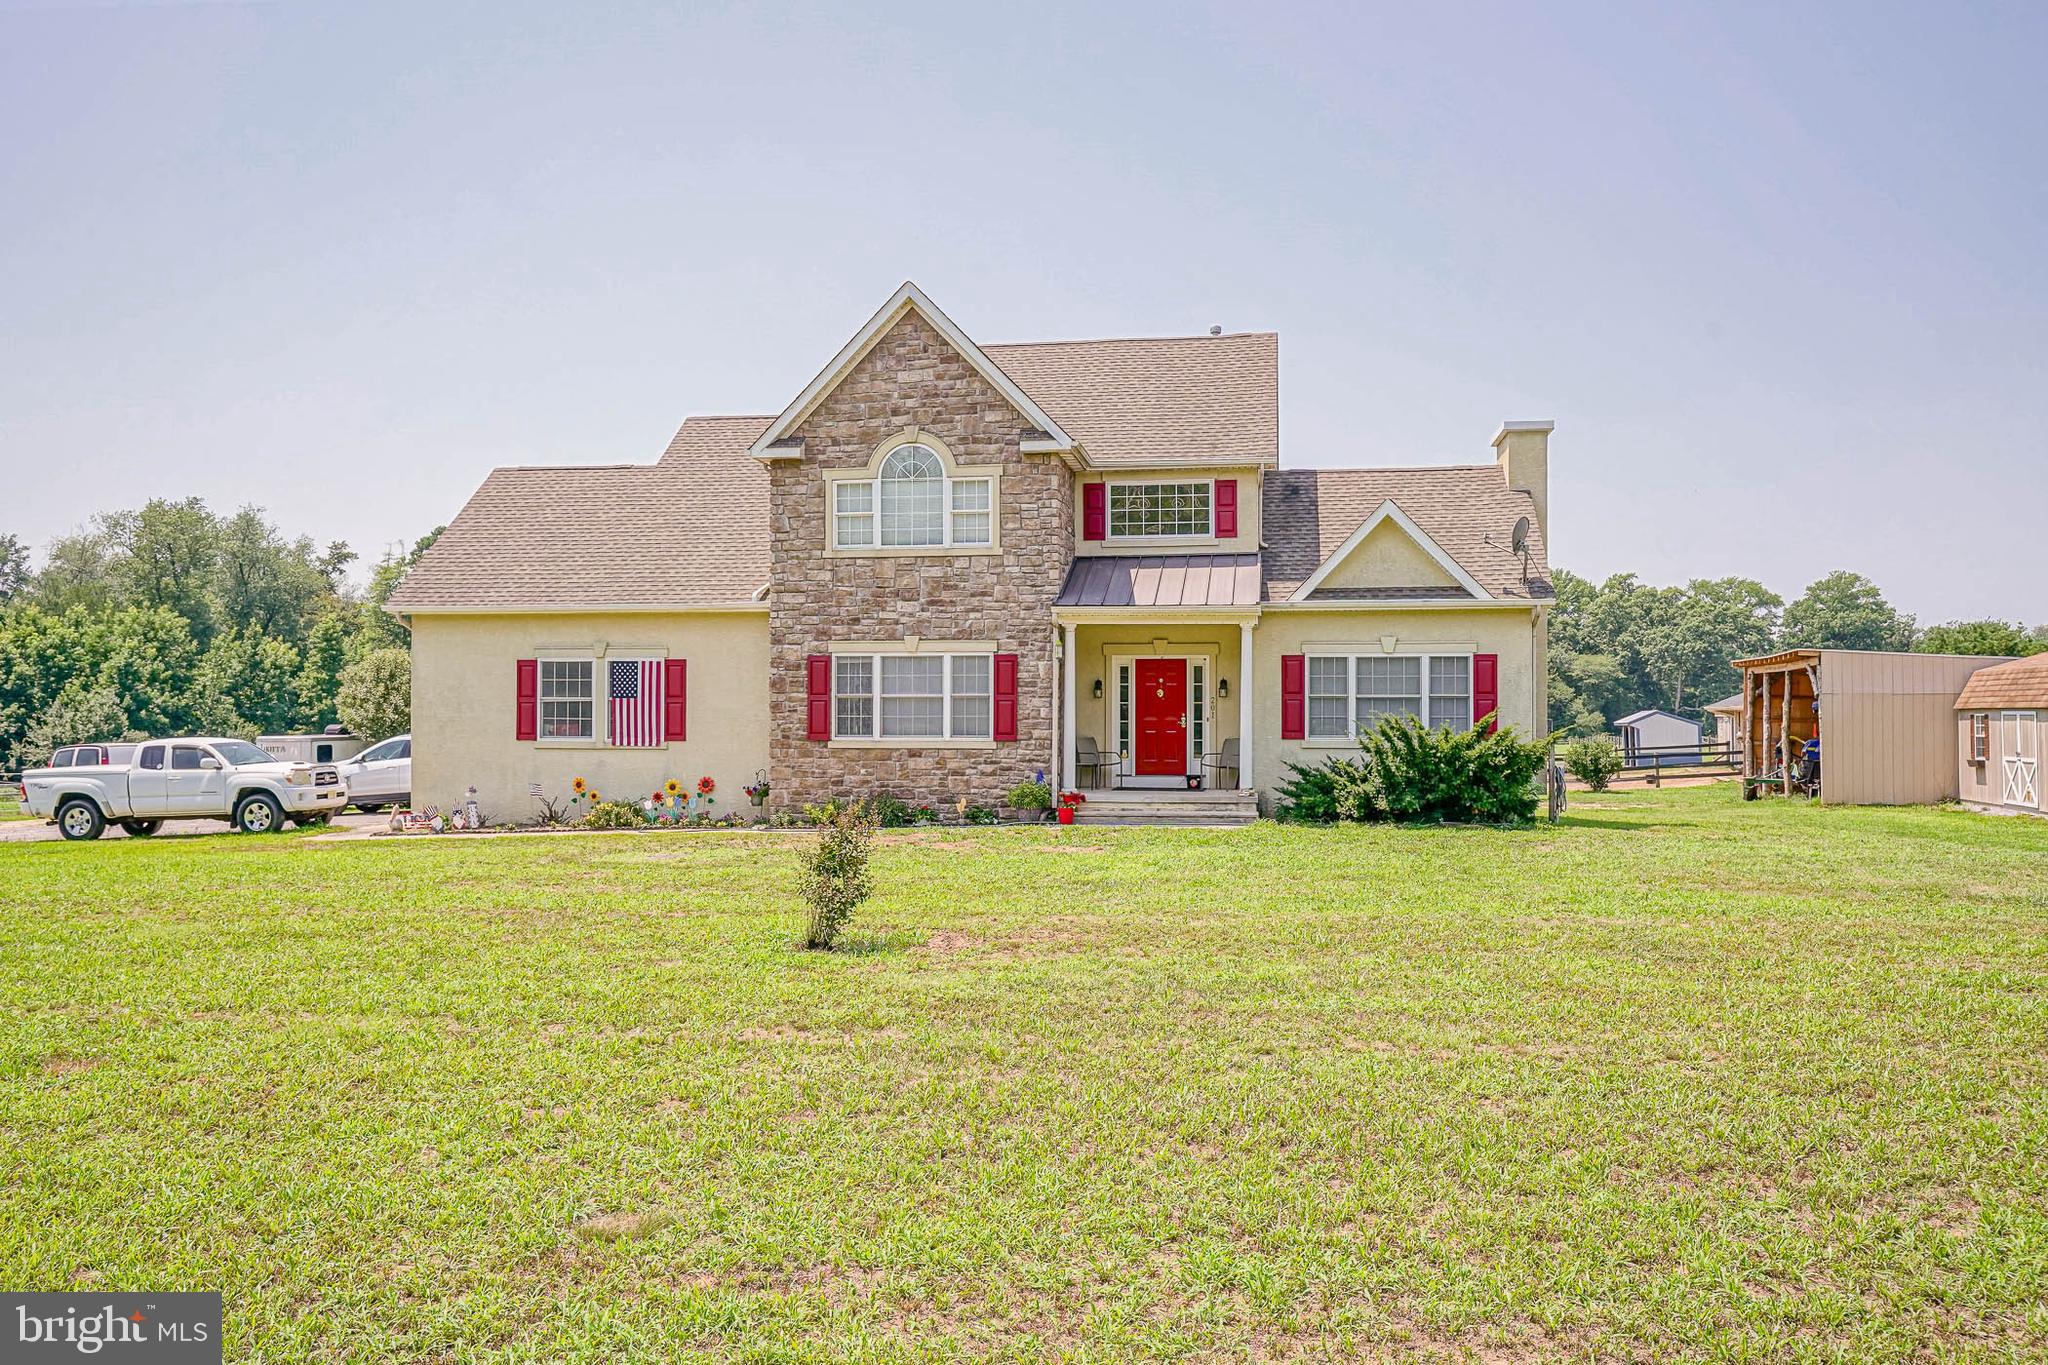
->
585, 790, 600, 804
697, 776, 716, 795
664, 779, 682, 797
571, 777, 587, 794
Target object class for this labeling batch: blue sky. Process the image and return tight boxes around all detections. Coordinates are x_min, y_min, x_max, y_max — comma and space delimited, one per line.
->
2, 0, 2042, 620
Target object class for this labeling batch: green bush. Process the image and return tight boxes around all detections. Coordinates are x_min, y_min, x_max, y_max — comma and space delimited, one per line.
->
801, 801, 875, 950
581, 800, 645, 830
1563, 737, 1625, 792
964, 805, 998, 825
1005, 780, 1053, 812
1361, 716, 1547, 825
869, 794, 912, 828
1275, 757, 1381, 824
802, 799, 844, 827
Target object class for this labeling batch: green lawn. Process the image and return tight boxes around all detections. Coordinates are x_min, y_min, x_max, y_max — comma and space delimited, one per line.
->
0, 788, 26, 821
2, 787, 2044, 1363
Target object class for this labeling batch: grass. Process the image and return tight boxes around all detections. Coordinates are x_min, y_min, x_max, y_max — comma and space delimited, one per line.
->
0, 788, 27, 821
1, 785, 2044, 1363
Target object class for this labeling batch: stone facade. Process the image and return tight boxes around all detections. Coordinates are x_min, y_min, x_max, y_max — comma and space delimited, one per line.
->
766, 313, 1072, 806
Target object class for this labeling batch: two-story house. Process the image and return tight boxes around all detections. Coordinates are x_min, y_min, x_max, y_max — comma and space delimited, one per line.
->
388, 283, 1554, 822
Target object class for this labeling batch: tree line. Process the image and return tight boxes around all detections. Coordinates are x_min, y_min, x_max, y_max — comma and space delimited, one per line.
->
0, 502, 440, 772
1550, 567, 2047, 736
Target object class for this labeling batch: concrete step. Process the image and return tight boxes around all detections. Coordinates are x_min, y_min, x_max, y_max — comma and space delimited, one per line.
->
1072, 794, 1260, 827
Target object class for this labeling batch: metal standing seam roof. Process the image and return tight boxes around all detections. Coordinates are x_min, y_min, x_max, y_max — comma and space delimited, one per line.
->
1055, 554, 1263, 608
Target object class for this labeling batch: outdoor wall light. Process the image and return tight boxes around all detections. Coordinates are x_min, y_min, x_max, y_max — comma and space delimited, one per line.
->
1217, 677, 1230, 699
1092, 678, 1104, 699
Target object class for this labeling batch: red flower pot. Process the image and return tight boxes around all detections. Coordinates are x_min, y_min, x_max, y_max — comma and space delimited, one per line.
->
1057, 807, 1076, 825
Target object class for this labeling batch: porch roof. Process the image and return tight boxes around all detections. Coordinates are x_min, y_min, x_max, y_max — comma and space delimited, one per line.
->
1055, 553, 1263, 608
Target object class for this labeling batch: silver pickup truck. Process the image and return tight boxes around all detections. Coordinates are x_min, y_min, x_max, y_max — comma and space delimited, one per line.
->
20, 737, 349, 840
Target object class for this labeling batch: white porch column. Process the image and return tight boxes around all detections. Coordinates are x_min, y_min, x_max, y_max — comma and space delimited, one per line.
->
1062, 621, 1079, 792
1238, 620, 1255, 792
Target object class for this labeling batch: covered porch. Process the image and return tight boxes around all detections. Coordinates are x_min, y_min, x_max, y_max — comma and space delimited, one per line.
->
1051, 553, 1260, 806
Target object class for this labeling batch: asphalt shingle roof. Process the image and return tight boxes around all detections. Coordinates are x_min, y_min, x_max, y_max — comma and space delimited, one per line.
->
982, 333, 1278, 466
385, 416, 771, 612
1260, 466, 1552, 602
1955, 653, 2048, 710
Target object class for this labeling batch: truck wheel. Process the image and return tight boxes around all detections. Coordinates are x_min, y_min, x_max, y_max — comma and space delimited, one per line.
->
57, 799, 106, 841
119, 820, 163, 837
234, 792, 284, 834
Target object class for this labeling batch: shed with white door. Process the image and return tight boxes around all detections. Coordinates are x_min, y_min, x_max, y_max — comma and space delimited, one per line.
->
1733, 649, 2013, 805
1955, 654, 2047, 816
1613, 708, 1703, 766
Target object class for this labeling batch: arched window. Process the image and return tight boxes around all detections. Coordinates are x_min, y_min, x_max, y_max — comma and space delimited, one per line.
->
833, 441, 993, 549
879, 445, 944, 547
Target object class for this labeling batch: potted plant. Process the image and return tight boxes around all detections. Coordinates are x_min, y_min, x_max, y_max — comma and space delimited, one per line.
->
1006, 779, 1053, 822
1056, 790, 1086, 825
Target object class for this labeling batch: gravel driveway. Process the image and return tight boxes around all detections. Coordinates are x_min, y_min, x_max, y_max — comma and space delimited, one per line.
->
0, 811, 388, 844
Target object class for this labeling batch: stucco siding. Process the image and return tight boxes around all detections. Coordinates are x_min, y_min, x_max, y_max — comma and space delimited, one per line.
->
1248, 607, 1546, 799
1316, 520, 1463, 591
410, 611, 771, 819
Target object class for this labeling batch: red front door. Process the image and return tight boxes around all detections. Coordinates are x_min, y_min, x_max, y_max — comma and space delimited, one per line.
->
1134, 658, 1188, 776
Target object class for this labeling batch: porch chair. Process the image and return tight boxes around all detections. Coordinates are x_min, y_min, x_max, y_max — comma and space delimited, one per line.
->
1202, 737, 1240, 789
1075, 737, 1110, 789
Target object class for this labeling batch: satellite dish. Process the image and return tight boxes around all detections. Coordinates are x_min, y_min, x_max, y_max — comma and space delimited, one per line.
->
1510, 516, 1530, 554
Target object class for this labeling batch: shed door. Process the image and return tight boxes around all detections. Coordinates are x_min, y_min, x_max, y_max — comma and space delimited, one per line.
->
2002, 712, 2038, 809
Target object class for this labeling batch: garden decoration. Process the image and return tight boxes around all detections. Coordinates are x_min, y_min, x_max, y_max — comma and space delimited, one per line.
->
745, 771, 770, 806
1057, 791, 1087, 825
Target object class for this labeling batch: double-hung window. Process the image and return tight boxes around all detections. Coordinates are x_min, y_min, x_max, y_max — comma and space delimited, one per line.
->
1108, 481, 1211, 539
1970, 712, 1990, 764
1304, 654, 1472, 739
832, 652, 993, 740
539, 659, 595, 739
832, 444, 993, 549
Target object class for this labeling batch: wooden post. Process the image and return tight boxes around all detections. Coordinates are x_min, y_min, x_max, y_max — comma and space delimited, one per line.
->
1780, 670, 1792, 797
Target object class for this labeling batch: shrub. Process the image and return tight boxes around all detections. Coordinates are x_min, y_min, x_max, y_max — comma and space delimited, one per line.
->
581, 800, 646, 830
1562, 737, 1625, 792
802, 799, 844, 827
964, 805, 998, 825
801, 801, 875, 950
869, 794, 912, 828
1005, 780, 1053, 812
1275, 756, 1381, 824
335, 648, 411, 743
911, 805, 939, 825
1360, 716, 1547, 825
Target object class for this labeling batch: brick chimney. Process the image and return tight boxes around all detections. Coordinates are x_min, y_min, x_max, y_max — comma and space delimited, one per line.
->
1492, 421, 1554, 533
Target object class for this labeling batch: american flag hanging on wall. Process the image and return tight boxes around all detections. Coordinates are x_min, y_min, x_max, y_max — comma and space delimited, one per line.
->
608, 658, 664, 747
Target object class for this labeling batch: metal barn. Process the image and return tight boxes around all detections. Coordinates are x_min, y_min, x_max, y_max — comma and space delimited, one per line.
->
1732, 649, 2012, 805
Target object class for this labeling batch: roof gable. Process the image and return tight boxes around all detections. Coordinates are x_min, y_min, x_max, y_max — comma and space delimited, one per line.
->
1310, 512, 1468, 594
1261, 467, 1550, 603
1287, 500, 1489, 602
748, 282, 1073, 461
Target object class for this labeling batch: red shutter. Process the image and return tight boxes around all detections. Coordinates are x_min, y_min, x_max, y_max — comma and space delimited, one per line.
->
806, 655, 832, 741
1280, 654, 1305, 740
515, 659, 538, 741
1473, 653, 1499, 734
663, 659, 687, 742
992, 652, 1019, 742
1214, 479, 1238, 537
1082, 483, 1106, 541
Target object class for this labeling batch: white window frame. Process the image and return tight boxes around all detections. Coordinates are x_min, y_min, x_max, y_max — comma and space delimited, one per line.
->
532, 652, 668, 747
1303, 652, 1475, 743
829, 443, 995, 552
1970, 712, 1989, 764
537, 657, 597, 742
831, 651, 996, 743
1106, 479, 1215, 541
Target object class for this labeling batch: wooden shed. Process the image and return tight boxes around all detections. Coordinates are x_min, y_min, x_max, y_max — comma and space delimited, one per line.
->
1954, 653, 2047, 816
1733, 649, 2013, 805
